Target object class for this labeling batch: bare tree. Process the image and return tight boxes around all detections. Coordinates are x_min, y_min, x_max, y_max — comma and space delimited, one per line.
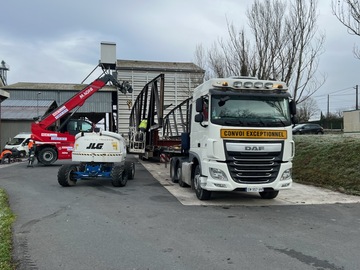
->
332, 0, 360, 58
195, 0, 326, 105
296, 97, 319, 122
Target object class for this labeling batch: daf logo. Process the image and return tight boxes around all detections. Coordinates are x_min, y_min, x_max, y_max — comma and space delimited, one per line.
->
245, 146, 265, 151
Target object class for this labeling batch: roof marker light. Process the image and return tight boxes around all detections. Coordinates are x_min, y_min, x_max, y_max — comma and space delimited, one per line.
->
244, 82, 253, 88
265, 82, 273, 89
233, 81, 242, 88
254, 82, 263, 88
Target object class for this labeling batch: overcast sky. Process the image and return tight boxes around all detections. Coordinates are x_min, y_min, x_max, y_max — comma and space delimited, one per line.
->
1, 0, 360, 117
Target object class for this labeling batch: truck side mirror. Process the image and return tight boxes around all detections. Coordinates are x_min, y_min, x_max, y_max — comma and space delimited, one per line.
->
196, 97, 203, 112
290, 100, 296, 115
195, 113, 203, 123
291, 115, 299, 125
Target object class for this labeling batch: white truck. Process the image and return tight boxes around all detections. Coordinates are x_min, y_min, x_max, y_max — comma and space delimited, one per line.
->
170, 76, 297, 200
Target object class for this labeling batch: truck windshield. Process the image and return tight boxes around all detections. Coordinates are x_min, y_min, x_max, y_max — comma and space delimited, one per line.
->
211, 94, 291, 127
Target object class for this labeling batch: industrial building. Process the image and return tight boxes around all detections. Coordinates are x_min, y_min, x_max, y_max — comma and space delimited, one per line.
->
0, 59, 204, 149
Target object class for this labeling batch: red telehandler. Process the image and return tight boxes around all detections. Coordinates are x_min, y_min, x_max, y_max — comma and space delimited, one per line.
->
30, 68, 132, 166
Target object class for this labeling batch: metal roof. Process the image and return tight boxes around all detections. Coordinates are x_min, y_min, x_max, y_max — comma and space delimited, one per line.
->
1, 82, 116, 91
1, 99, 56, 120
116, 60, 205, 73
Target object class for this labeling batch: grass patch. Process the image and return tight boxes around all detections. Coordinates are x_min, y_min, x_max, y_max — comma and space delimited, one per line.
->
293, 135, 360, 196
0, 189, 16, 270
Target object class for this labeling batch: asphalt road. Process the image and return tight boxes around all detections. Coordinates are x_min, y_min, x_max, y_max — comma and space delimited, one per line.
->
0, 155, 359, 270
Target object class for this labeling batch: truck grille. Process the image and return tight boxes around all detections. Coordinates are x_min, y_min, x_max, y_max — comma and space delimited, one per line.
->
225, 141, 283, 184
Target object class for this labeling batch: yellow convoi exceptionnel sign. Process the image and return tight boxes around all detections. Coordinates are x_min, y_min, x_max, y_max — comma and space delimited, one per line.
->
221, 129, 287, 139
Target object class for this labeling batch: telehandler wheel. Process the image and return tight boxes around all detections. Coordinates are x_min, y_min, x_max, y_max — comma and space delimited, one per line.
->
38, 147, 58, 165
193, 164, 211, 200
111, 165, 128, 187
259, 190, 279, 199
125, 161, 135, 180
58, 164, 78, 187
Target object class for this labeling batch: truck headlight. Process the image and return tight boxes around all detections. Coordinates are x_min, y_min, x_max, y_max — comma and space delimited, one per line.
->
209, 168, 228, 181
280, 169, 292, 181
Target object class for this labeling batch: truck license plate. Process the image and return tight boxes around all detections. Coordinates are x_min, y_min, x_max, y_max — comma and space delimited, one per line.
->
246, 187, 264, 192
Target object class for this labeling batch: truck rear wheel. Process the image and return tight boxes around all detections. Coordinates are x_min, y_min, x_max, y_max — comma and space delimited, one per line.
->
259, 190, 279, 199
177, 164, 189, 187
38, 147, 58, 165
193, 164, 211, 200
170, 158, 178, 183
58, 164, 78, 187
125, 161, 135, 180
111, 165, 127, 187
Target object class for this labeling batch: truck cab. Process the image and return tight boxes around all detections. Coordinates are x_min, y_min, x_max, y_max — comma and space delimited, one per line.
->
173, 77, 297, 200
60, 119, 94, 136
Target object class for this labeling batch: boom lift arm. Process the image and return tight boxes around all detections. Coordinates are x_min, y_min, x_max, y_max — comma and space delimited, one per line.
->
35, 73, 132, 130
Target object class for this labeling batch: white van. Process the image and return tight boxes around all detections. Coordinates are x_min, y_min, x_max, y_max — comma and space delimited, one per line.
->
4, 132, 32, 157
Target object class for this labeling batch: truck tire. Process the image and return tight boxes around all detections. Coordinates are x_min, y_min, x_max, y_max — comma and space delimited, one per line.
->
111, 165, 127, 187
193, 164, 211, 200
38, 147, 58, 165
177, 163, 189, 187
58, 164, 78, 187
19, 151, 26, 158
170, 158, 179, 183
259, 190, 279, 199
125, 161, 135, 180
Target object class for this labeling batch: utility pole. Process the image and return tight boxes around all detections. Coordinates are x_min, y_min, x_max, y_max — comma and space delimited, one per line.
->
327, 94, 329, 117
356, 85, 359, 110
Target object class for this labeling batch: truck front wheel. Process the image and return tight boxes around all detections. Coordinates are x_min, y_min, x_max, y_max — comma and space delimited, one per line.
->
111, 165, 128, 187
38, 147, 58, 165
193, 165, 211, 200
259, 190, 279, 199
58, 164, 78, 187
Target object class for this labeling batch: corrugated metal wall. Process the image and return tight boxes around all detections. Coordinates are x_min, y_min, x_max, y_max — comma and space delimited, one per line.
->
117, 71, 203, 135
7, 90, 112, 113
1, 120, 31, 148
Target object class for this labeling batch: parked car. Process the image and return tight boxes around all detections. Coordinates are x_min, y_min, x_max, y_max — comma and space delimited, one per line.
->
292, 123, 324, 135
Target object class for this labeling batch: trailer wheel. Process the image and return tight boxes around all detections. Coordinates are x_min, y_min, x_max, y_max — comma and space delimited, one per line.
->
111, 165, 128, 187
125, 161, 135, 180
38, 147, 58, 165
58, 164, 78, 187
193, 164, 211, 200
259, 190, 279, 199
170, 158, 179, 183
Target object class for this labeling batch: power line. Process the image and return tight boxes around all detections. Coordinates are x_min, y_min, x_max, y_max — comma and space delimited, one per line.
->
312, 86, 354, 98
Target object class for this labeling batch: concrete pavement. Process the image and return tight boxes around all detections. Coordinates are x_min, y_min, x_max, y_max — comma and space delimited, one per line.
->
139, 159, 360, 206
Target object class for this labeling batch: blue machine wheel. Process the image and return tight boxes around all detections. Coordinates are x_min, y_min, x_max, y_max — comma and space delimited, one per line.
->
111, 165, 127, 187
